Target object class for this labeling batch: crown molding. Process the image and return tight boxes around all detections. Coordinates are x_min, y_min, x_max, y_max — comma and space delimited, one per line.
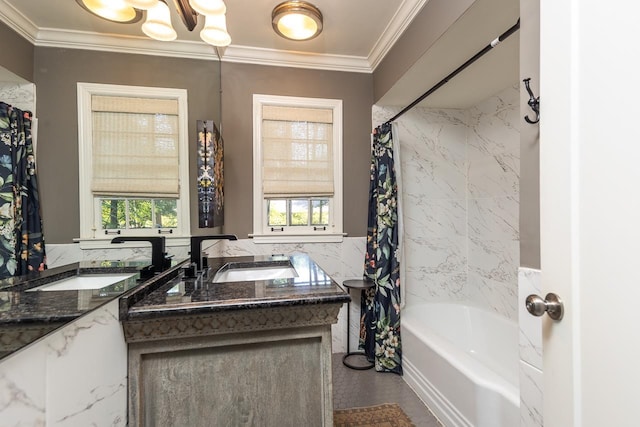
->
35, 28, 221, 61
0, 1, 38, 44
367, 0, 430, 71
221, 45, 371, 73
20, 26, 372, 72
33, 28, 371, 71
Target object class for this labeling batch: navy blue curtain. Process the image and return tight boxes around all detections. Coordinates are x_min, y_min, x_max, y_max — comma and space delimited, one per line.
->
0, 102, 46, 278
359, 122, 402, 374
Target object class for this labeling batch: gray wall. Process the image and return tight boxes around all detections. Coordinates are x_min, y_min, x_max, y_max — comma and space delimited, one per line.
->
372, 0, 474, 103
221, 62, 373, 238
0, 21, 34, 82
33, 47, 221, 243
519, 0, 540, 268
3, 38, 371, 242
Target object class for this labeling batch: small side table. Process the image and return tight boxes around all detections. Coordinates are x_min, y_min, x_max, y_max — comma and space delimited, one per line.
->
341, 278, 375, 370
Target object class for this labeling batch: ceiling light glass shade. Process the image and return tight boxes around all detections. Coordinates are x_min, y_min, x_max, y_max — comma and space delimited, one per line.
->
76, 0, 142, 23
141, 0, 177, 41
200, 13, 231, 46
123, 0, 159, 10
189, 0, 226, 16
272, 1, 322, 41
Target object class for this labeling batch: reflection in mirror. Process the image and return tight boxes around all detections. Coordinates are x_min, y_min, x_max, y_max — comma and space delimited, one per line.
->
0, 50, 223, 360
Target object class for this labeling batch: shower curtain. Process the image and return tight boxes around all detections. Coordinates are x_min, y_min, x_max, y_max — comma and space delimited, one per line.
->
359, 122, 402, 374
0, 102, 46, 278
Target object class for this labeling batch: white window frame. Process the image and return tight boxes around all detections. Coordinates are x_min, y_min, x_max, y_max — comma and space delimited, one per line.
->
77, 83, 190, 246
252, 94, 343, 243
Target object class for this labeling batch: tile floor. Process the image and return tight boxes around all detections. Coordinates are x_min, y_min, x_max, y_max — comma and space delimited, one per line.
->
332, 353, 443, 427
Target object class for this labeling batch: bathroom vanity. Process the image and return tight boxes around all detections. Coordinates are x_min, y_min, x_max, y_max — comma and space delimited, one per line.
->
0, 253, 347, 426
121, 253, 349, 427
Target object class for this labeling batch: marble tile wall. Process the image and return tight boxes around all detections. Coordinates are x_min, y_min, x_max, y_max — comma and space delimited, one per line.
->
373, 84, 520, 320
518, 267, 543, 427
0, 82, 36, 113
45, 243, 190, 269
374, 105, 470, 311
1, 82, 38, 157
466, 85, 520, 319
0, 299, 127, 426
46, 244, 83, 267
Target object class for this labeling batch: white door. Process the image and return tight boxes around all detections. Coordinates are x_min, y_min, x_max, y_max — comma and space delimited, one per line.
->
539, 1, 640, 426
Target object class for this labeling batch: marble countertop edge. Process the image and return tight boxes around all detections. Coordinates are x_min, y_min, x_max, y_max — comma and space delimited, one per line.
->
125, 293, 351, 320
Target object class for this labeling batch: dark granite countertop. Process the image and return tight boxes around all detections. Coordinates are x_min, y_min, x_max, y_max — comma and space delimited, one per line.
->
0, 259, 183, 359
123, 253, 350, 321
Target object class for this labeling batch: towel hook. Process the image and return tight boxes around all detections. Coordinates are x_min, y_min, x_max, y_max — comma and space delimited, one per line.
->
523, 78, 540, 124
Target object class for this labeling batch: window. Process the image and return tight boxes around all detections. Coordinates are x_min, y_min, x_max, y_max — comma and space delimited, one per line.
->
77, 83, 190, 241
252, 95, 343, 242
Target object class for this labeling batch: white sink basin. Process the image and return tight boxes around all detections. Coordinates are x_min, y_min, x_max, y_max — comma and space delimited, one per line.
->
212, 266, 298, 283
28, 273, 136, 291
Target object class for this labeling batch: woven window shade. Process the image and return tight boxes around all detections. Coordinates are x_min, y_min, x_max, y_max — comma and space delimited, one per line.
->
262, 105, 333, 197
91, 95, 180, 198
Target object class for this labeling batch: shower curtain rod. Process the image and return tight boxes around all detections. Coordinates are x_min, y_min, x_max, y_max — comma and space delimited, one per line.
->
385, 19, 520, 125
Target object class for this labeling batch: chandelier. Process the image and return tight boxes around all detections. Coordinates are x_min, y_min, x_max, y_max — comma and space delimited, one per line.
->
75, 0, 231, 46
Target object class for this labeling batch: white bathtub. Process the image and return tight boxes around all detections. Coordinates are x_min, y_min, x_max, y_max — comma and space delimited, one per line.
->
402, 303, 519, 427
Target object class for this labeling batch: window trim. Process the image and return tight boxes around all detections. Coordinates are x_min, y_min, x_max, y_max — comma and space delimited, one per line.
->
77, 83, 191, 242
252, 94, 343, 243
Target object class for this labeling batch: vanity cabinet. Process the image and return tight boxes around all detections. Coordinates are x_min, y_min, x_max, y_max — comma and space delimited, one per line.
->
122, 254, 349, 427
125, 306, 339, 426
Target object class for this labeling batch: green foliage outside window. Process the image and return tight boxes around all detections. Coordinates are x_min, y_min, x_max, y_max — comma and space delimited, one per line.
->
267, 198, 329, 227
101, 198, 177, 230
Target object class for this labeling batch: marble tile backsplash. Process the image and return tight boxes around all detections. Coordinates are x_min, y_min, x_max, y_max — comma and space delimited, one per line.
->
373, 83, 520, 320
45, 244, 190, 269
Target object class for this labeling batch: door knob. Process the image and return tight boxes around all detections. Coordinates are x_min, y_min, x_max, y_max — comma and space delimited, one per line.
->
525, 293, 564, 321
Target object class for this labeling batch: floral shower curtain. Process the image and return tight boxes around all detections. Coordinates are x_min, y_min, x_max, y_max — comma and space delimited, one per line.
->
359, 122, 402, 374
0, 102, 46, 278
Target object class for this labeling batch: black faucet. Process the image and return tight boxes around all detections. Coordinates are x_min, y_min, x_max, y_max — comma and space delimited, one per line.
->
111, 236, 168, 273
190, 235, 238, 271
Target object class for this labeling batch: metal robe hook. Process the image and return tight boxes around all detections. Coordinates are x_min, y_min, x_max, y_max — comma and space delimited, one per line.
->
523, 78, 540, 124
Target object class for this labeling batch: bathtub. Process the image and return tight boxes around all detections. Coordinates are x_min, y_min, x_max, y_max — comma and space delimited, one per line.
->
402, 303, 519, 427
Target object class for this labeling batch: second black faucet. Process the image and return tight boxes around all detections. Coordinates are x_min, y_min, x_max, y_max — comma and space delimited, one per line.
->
111, 236, 170, 274
190, 235, 238, 271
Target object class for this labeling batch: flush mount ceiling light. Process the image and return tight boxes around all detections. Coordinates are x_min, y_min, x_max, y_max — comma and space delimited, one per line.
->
272, 1, 323, 41
76, 0, 142, 23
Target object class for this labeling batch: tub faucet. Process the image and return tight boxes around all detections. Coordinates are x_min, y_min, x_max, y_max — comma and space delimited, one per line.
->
190, 234, 238, 271
111, 236, 169, 273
